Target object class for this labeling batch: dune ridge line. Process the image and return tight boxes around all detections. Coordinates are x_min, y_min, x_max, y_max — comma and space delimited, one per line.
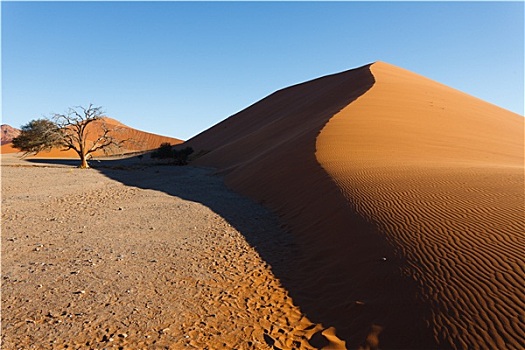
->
316, 61, 524, 349
189, 61, 524, 349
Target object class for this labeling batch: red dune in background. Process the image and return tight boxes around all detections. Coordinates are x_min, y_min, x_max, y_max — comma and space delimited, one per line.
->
185, 62, 524, 349
1, 118, 182, 157
1, 124, 21, 145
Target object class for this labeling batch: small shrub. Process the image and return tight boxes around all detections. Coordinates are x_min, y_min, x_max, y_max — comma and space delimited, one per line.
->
151, 142, 173, 159
173, 147, 194, 165
151, 144, 193, 165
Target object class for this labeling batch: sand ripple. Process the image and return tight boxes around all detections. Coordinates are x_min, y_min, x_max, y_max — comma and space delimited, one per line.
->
321, 164, 524, 349
317, 62, 524, 349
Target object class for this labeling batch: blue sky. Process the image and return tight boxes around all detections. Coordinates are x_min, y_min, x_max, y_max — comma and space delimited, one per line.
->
2, 1, 523, 140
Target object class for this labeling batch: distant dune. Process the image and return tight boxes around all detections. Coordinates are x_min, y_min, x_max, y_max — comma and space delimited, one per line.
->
185, 62, 524, 349
1, 118, 182, 157
1, 124, 21, 145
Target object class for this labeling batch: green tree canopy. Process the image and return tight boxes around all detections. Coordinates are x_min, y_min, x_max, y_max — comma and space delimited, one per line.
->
12, 104, 130, 168
11, 119, 62, 155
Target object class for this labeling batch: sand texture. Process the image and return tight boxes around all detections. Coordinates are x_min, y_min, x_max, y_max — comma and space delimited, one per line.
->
2, 158, 345, 349
186, 62, 524, 349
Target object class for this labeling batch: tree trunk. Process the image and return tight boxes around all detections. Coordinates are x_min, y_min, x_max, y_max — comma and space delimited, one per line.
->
79, 152, 89, 169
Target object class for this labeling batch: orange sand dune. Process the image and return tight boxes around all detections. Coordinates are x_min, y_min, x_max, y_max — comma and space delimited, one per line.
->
186, 62, 524, 349
1, 118, 182, 157
1, 143, 19, 154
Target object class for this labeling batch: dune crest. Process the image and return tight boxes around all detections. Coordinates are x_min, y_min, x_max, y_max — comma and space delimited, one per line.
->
188, 61, 524, 349
316, 61, 524, 349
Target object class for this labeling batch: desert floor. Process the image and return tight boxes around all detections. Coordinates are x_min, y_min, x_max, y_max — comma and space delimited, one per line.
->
1, 155, 340, 350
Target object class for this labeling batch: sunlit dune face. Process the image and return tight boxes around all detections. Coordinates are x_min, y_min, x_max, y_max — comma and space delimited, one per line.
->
189, 61, 524, 349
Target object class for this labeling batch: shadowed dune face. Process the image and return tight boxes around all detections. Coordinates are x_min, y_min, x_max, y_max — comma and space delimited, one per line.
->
187, 62, 524, 349
317, 62, 524, 349
187, 64, 435, 348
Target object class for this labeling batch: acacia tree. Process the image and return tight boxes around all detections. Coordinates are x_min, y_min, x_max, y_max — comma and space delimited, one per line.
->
53, 104, 129, 168
11, 119, 62, 155
13, 104, 129, 168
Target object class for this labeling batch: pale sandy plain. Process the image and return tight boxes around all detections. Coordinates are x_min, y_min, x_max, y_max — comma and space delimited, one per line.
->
1, 155, 338, 349
2, 61, 524, 350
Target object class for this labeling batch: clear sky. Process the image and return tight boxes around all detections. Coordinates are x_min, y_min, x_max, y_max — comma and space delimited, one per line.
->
2, 1, 523, 140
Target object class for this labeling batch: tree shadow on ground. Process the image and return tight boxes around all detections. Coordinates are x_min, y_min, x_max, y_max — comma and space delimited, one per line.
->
25, 156, 300, 296
23, 158, 80, 167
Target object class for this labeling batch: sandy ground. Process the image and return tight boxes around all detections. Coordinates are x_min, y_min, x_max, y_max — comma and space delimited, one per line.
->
1, 154, 343, 349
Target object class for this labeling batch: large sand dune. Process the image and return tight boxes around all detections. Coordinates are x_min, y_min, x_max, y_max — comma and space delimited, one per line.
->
186, 62, 524, 349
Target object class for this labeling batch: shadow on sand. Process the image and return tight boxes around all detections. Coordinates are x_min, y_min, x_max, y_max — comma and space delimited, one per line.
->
25, 156, 435, 349
26, 155, 301, 309
27, 157, 297, 262
23, 158, 82, 167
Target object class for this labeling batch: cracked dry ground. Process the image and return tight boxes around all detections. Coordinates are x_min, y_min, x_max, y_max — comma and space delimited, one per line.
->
1, 164, 335, 349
